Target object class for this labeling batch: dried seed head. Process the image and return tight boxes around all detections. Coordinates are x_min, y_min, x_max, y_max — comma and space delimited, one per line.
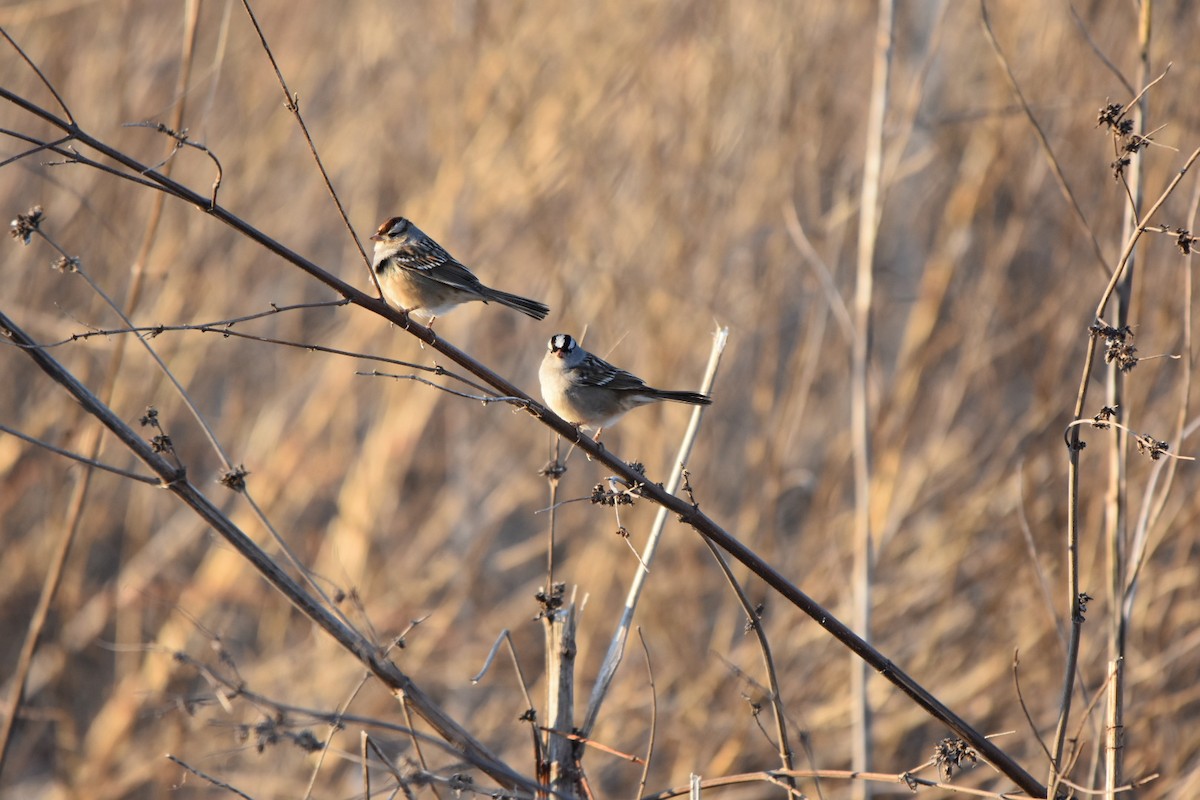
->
9, 205, 44, 244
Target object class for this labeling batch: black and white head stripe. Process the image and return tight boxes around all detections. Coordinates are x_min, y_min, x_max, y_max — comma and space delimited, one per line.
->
371, 216, 412, 240
549, 334, 575, 354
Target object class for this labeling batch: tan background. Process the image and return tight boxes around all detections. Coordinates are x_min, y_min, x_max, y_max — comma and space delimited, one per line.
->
1, 1, 1198, 797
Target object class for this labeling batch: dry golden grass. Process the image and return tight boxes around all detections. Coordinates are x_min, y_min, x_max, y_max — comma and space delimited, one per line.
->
1, 1, 1199, 798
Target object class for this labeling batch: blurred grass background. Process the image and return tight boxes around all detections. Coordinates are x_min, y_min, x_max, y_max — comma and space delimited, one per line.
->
1, 1, 1199, 797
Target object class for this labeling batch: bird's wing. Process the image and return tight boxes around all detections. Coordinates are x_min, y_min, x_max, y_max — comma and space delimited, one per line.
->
392, 243, 485, 292
574, 353, 651, 393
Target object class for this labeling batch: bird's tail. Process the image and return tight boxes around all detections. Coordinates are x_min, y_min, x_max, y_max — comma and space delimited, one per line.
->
485, 288, 551, 320
649, 389, 712, 406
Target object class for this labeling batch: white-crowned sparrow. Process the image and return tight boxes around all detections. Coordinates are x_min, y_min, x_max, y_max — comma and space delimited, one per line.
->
370, 216, 550, 321
539, 333, 712, 437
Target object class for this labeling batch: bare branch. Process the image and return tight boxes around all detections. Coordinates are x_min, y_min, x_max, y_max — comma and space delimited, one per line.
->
0, 421, 159, 483
124, 120, 223, 208
980, 0, 1109, 279
166, 755, 256, 800
0, 26, 75, 123
238, 0, 374, 284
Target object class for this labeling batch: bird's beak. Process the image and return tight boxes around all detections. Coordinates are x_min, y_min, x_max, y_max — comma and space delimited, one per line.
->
369, 233, 384, 242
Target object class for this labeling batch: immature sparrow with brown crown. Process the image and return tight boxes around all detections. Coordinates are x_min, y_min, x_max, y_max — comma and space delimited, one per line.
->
370, 216, 550, 322
539, 333, 712, 440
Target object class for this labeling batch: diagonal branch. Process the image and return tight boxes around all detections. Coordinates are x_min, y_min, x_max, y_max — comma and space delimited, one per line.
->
239, 0, 373, 276
980, 0, 1109, 279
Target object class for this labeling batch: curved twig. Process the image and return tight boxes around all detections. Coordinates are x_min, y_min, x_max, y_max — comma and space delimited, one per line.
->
0, 422, 159, 484
125, 120, 223, 208
239, 0, 374, 282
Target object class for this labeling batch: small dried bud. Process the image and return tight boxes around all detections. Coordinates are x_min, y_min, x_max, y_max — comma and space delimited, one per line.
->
1075, 591, 1094, 622
218, 465, 250, 492
9, 205, 44, 244
1175, 228, 1195, 255
51, 255, 80, 273
1134, 434, 1169, 461
1096, 103, 1123, 130
933, 737, 978, 781
1092, 405, 1118, 429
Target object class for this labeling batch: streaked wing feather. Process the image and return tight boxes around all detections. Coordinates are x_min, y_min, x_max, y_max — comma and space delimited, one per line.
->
393, 245, 485, 293
575, 354, 651, 393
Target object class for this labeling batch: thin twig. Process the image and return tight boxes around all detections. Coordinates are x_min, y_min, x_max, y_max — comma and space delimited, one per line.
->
538, 727, 642, 764
980, 0, 1109, 279
1091, 145, 1200, 322
471, 631, 540, 716
1015, 464, 1068, 648
38, 229, 237, 470
33, 302, 496, 395
125, 120, 223, 208
41, 142, 167, 190
1059, 772, 1159, 795
75, 260, 236, 465
544, 439, 564, 609
782, 200, 854, 343
1120, 64, 1171, 118
848, 4, 892, 792
361, 731, 372, 800
303, 668, 374, 800
1067, 4, 1135, 97
643, 765, 1054, 800
1064, 418, 1194, 461
360, 370, 527, 406
471, 628, 544, 776
0, 422, 159, 484
0, 25, 75, 123
398, 698, 442, 800
1011, 650, 1054, 762
581, 326, 727, 737
166, 754, 256, 799
635, 628, 656, 800
239, 0, 374, 283
0, 134, 74, 169
701, 541, 795, 785
1125, 184, 1200, 608
382, 618, 437, 800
